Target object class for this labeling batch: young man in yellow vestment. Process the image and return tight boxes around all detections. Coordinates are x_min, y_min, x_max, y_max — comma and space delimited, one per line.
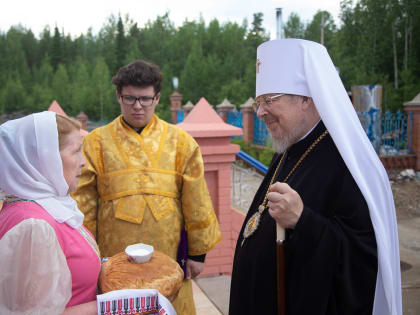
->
72, 60, 222, 315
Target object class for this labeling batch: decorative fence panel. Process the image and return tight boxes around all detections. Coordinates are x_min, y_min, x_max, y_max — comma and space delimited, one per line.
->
177, 109, 184, 123
253, 112, 269, 145
381, 110, 412, 155
227, 110, 243, 128
227, 110, 243, 140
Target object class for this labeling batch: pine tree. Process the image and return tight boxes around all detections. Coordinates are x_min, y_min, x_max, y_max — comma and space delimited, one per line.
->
0, 76, 27, 113
115, 15, 126, 71
91, 56, 115, 120
51, 64, 70, 111
51, 26, 63, 71
70, 59, 91, 116
284, 13, 305, 38
180, 40, 206, 104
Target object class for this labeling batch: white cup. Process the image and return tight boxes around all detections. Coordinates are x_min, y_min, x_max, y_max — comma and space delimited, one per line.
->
125, 243, 154, 263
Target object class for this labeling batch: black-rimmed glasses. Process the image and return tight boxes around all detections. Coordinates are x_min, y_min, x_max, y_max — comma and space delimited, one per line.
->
120, 93, 158, 107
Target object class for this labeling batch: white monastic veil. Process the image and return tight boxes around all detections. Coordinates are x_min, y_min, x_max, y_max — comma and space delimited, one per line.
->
0, 111, 84, 229
256, 39, 402, 315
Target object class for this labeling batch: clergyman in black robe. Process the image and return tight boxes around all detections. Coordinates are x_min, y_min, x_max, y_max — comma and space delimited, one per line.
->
229, 121, 377, 315
229, 38, 401, 315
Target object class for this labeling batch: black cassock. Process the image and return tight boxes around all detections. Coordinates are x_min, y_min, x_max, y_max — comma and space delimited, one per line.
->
229, 122, 377, 315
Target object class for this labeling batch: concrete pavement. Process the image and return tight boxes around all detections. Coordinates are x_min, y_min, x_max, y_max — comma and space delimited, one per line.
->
192, 279, 222, 314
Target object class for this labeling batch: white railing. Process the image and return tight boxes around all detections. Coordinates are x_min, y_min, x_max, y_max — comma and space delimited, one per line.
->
231, 163, 264, 213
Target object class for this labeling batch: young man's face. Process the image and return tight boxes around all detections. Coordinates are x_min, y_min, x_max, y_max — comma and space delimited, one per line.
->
117, 85, 160, 129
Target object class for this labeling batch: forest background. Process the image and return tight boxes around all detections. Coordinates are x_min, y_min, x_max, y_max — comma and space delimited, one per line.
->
0, 0, 419, 122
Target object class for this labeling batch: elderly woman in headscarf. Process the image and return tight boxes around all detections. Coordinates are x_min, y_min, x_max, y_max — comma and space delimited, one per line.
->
0, 111, 178, 315
0, 112, 100, 314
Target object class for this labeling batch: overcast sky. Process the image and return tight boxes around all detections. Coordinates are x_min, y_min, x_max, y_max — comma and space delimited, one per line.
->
0, 0, 341, 38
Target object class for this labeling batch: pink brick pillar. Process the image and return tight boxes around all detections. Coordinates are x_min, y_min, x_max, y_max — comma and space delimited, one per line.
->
240, 98, 255, 145
178, 97, 243, 276
170, 91, 182, 124
404, 92, 420, 171
216, 99, 235, 123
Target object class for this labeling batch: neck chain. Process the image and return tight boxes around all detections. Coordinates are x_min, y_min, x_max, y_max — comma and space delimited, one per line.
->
241, 130, 328, 247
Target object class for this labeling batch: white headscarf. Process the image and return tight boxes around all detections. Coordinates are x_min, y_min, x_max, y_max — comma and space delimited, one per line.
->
257, 39, 402, 315
0, 111, 84, 229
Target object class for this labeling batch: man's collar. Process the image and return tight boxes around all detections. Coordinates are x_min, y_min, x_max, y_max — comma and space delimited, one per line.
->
287, 120, 327, 158
297, 119, 321, 142
122, 117, 144, 134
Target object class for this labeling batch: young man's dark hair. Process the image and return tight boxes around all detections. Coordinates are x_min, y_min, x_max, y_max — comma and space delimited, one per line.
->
112, 60, 162, 95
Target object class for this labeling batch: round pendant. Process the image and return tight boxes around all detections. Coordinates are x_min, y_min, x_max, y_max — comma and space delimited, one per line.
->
243, 211, 261, 240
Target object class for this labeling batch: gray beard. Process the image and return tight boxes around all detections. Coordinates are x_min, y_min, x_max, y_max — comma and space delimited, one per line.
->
269, 124, 305, 154
271, 136, 292, 154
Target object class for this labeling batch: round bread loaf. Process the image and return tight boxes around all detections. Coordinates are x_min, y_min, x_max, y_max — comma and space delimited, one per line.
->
99, 250, 184, 301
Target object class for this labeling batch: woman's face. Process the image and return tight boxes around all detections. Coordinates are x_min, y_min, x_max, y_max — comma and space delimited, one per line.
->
60, 130, 86, 194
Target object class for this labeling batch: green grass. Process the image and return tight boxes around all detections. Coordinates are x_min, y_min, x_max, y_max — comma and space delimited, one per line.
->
231, 138, 275, 166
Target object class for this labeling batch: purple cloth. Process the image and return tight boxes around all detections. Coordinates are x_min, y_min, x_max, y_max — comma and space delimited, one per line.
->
176, 228, 188, 278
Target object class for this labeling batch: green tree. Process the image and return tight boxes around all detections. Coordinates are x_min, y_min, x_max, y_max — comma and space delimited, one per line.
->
34, 56, 54, 87
31, 83, 54, 112
38, 26, 52, 61
70, 59, 91, 116
218, 78, 249, 106
4, 27, 31, 86
156, 64, 173, 122
304, 10, 336, 49
247, 13, 270, 49
31, 56, 54, 111
0, 33, 7, 86
115, 15, 127, 71
51, 26, 63, 71
284, 13, 305, 38
0, 77, 27, 113
91, 56, 115, 120
98, 14, 118, 74
169, 20, 203, 76
179, 40, 206, 104
139, 13, 175, 67
124, 37, 143, 65
51, 64, 70, 111
332, 0, 420, 110
21, 28, 39, 70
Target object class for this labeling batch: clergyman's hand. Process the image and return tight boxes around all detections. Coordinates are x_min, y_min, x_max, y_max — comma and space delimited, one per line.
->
267, 182, 303, 229
185, 259, 205, 279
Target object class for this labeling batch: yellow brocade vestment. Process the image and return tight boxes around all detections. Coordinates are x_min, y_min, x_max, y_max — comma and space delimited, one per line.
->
72, 115, 221, 315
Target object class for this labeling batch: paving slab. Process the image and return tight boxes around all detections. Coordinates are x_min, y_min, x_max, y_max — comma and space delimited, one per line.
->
192, 279, 222, 315
195, 275, 231, 315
